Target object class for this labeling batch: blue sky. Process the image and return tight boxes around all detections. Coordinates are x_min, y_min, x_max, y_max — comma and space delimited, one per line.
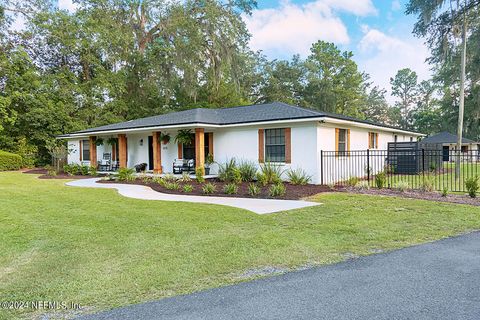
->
244, 0, 431, 101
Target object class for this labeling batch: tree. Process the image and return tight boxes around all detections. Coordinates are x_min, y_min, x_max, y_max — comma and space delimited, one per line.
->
362, 86, 393, 125
390, 68, 418, 129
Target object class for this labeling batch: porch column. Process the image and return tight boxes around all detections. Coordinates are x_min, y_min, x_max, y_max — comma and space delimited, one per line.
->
195, 128, 205, 174
89, 136, 97, 167
118, 134, 127, 168
152, 131, 162, 174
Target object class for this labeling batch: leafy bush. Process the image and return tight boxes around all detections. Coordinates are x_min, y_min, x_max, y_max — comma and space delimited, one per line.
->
287, 168, 311, 185
238, 160, 257, 182
248, 183, 260, 197
394, 181, 410, 192
259, 162, 284, 184
218, 158, 241, 183
346, 177, 359, 187
223, 183, 238, 194
117, 168, 135, 181
179, 172, 191, 182
375, 172, 387, 189
202, 183, 216, 194
420, 176, 434, 192
441, 187, 448, 197
0, 150, 23, 171
183, 184, 194, 193
63, 164, 75, 176
465, 176, 479, 198
165, 182, 180, 190
269, 183, 286, 197
153, 176, 167, 187
80, 165, 90, 176
196, 167, 205, 183
89, 166, 98, 177
45, 165, 57, 176
163, 174, 177, 182
256, 172, 268, 187
355, 181, 370, 190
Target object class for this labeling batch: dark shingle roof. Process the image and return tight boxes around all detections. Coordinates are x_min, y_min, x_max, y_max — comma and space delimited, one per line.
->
420, 132, 477, 144
66, 102, 421, 135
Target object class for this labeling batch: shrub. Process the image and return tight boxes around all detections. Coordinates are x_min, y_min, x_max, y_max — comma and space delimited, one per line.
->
256, 172, 268, 187
259, 162, 284, 184
202, 183, 216, 194
117, 168, 135, 181
269, 183, 286, 197
183, 184, 194, 193
45, 165, 57, 176
153, 176, 167, 187
355, 181, 370, 190
80, 165, 90, 176
0, 150, 23, 171
346, 176, 359, 187
238, 160, 257, 182
248, 183, 260, 197
287, 168, 311, 185
196, 167, 205, 183
63, 164, 75, 176
218, 158, 241, 183
89, 166, 98, 177
465, 176, 479, 198
223, 183, 238, 194
394, 181, 410, 192
441, 187, 448, 197
179, 172, 191, 182
375, 172, 387, 189
420, 176, 434, 192
165, 182, 180, 190
163, 174, 177, 182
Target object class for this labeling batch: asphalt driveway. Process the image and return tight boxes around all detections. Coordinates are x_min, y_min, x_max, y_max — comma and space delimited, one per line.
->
81, 231, 480, 320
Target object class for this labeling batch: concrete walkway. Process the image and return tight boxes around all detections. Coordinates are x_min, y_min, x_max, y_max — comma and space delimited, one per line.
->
66, 178, 320, 214
80, 231, 480, 320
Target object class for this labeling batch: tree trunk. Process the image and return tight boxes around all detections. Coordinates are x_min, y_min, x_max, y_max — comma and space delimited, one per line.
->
456, 17, 467, 178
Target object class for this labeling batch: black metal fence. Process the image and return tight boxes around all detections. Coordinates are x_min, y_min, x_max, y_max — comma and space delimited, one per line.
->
320, 148, 480, 192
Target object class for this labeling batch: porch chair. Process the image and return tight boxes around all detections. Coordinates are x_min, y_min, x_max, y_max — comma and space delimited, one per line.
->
173, 159, 195, 174
99, 153, 111, 171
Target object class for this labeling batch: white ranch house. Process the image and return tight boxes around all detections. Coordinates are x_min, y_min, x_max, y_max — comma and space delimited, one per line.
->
60, 102, 423, 184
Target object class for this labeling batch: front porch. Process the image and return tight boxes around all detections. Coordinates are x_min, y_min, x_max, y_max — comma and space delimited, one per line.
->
76, 127, 215, 175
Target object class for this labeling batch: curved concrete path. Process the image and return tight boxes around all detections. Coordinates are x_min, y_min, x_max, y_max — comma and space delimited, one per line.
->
66, 178, 320, 214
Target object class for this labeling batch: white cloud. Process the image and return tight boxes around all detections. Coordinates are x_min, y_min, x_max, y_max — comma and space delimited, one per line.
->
58, 0, 78, 12
357, 26, 431, 103
244, 0, 376, 57
391, 0, 402, 11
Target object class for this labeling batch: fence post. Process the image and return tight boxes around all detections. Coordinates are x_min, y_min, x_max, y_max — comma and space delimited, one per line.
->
422, 149, 425, 183
320, 150, 324, 185
367, 149, 370, 184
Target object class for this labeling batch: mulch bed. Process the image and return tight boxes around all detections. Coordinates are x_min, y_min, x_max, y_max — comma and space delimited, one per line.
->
348, 188, 480, 207
22, 168, 102, 180
98, 178, 333, 200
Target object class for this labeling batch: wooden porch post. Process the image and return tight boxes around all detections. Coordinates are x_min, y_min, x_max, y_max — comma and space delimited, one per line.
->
195, 128, 205, 174
89, 136, 97, 167
152, 131, 162, 174
118, 134, 127, 168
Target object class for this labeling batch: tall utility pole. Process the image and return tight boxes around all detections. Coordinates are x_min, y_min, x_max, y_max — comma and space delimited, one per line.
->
455, 7, 467, 178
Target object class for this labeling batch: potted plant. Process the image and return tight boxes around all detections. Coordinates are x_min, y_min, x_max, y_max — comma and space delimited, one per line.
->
175, 129, 194, 146
106, 137, 118, 146
95, 138, 104, 146
159, 132, 171, 145
204, 153, 214, 175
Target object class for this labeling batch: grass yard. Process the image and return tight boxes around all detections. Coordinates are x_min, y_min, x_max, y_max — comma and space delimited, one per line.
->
1, 172, 480, 319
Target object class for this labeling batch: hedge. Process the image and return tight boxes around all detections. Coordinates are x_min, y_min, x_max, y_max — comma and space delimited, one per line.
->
0, 150, 23, 171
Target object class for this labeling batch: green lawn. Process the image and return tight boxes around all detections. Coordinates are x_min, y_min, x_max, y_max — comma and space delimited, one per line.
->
1, 172, 480, 319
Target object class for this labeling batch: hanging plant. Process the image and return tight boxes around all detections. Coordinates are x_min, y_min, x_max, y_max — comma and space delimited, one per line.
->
106, 137, 118, 146
159, 133, 171, 145
95, 138, 104, 146
175, 129, 194, 145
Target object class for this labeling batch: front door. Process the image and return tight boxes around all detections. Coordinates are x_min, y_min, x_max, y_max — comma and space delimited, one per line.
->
443, 146, 450, 162
148, 136, 154, 170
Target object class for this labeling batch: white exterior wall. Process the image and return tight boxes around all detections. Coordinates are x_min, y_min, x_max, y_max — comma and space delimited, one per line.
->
65, 120, 420, 185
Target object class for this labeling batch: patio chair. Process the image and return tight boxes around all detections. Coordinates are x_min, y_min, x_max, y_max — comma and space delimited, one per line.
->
99, 153, 111, 171
173, 159, 184, 174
